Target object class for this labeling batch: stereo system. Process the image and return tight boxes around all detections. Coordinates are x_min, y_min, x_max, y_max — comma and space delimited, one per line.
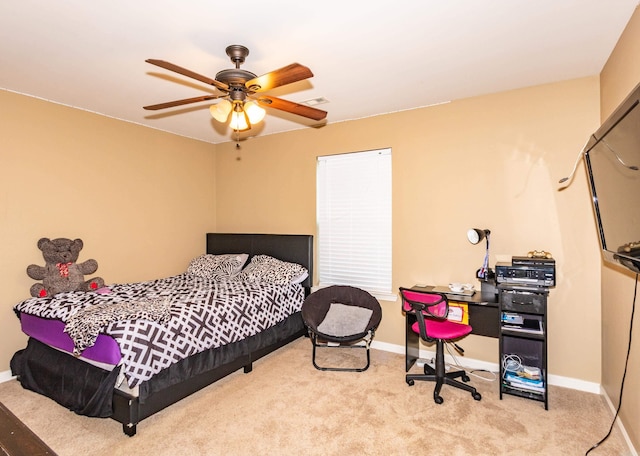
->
496, 256, 555, 287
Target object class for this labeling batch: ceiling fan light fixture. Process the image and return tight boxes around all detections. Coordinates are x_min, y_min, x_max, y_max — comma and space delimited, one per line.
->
210, 100, 232, 122
229, 109, 250, 131
244, 101, 266, 124
145, 45, 327, 137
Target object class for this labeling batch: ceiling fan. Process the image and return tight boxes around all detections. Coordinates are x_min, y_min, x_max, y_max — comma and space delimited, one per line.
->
143, 45, 327, 132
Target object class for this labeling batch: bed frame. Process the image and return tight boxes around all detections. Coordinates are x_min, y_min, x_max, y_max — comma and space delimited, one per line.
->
115, 233, 314, 435
17, 233, 314, 437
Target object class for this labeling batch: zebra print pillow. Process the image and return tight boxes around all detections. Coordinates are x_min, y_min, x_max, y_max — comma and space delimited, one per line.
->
187, 254, 249, 280
237, 255, 308, 285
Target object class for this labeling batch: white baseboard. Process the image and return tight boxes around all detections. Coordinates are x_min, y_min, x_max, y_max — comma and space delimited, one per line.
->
371, 340, 601, 394
601, 388, 639, 456
2, 341, 603, 394
373, 342, 635, 453
2, 342, 635, 455
0, 370, 15, 383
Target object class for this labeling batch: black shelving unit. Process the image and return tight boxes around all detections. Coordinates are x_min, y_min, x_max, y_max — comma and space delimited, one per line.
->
498, 284, 549, 410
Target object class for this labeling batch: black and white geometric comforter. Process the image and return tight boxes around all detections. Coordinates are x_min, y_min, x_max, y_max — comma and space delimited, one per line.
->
14, 273, 305, 387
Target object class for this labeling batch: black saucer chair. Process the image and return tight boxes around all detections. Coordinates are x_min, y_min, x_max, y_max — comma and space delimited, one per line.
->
301, 285, 382, 372
399, 287, 481, 403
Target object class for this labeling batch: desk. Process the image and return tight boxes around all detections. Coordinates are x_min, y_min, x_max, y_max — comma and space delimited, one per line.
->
405, 285, 499, 372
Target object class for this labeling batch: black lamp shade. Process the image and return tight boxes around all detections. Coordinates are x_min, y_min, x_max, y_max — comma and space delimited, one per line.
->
467, 228, 490, 245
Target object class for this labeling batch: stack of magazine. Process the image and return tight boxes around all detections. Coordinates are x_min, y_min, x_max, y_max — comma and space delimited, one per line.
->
503, 366, 544, 393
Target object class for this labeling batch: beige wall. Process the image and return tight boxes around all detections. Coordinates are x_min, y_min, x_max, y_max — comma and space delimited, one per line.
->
2, 34, 629, 433
216, 77, 603, 380
599, 5, 640, 450
0, 90, 217, 369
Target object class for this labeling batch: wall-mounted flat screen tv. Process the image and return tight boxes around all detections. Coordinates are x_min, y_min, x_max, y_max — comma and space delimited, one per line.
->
584, 81, 640, 273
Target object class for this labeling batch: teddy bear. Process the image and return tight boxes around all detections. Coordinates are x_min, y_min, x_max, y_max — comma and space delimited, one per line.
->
26, 237, 105, 298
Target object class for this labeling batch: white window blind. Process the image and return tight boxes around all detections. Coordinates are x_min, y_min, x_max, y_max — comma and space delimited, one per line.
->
317, 148, 392, 295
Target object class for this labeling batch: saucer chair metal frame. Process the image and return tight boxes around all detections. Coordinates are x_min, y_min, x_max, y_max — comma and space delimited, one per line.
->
302, 285, 382, 372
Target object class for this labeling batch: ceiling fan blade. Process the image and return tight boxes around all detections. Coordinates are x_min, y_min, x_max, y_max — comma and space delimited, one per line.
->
245, 63, 314, 92
143, 94, 224, 110
146, 59, 229, 92
257, 96, 327, 121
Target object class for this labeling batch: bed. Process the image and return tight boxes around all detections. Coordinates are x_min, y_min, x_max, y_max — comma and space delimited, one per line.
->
10, 233, 313, 436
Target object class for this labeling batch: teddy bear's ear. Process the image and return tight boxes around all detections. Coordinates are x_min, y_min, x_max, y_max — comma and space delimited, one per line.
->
73, 239, 84, 250
37, 238, 51, 250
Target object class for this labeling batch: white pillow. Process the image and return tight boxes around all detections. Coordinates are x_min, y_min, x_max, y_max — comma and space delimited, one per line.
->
237, 255, 308, 285
187, 254, 249, 279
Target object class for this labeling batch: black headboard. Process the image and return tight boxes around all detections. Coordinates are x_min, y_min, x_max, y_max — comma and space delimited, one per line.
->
206, 233, 314, 290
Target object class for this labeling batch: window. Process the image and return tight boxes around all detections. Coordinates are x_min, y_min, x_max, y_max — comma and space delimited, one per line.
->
316, 148, 392, 298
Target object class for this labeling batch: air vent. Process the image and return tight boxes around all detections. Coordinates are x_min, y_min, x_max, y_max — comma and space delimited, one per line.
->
300, 97, 329, 106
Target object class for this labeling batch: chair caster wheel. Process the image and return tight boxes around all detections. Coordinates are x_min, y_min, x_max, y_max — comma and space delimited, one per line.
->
406, 378, 415, 386
434, 395, 444, 404
462, 374, 470, 382
473, 392, 482, 401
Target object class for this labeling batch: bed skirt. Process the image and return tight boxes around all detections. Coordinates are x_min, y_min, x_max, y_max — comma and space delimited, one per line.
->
10, 312, 305, 421
10, 338, 121, 417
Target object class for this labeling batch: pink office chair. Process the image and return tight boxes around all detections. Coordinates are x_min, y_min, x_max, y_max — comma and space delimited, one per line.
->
399, 287, 481, 403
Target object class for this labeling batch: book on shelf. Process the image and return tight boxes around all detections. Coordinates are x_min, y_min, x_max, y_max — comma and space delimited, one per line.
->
523, 365, 541, 378
504, 382, 546, 394
504, 371, 544, 385
502, 318, 544, 334
504, 372, 545, 392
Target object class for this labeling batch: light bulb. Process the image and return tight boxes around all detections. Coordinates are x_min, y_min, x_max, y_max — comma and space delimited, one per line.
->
244, 101, 266, 124
210, 100, 232, 122
229, 110, 250, 131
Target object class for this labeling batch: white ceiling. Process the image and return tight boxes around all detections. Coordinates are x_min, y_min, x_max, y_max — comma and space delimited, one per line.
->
1, 1, 638, 145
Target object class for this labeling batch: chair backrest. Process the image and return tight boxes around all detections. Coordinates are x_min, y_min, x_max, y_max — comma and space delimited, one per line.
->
399, 287, 453, 342
399, 287, 449, 319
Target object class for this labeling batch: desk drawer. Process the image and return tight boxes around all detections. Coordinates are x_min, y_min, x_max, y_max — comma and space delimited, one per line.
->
500, 289, 546, 314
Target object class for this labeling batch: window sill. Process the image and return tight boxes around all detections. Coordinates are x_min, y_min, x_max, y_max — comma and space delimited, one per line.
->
312, 285, 397, 302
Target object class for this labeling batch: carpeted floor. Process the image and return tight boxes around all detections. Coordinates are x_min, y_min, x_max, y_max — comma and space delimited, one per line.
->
0, 338, 632, 455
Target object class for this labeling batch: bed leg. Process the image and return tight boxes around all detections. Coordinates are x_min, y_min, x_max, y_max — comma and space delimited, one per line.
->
244, 363, 253, 374
123, 423, 137, 437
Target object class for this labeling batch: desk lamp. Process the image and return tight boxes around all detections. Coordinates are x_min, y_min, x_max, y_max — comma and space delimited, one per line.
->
467, 228, 495, 282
